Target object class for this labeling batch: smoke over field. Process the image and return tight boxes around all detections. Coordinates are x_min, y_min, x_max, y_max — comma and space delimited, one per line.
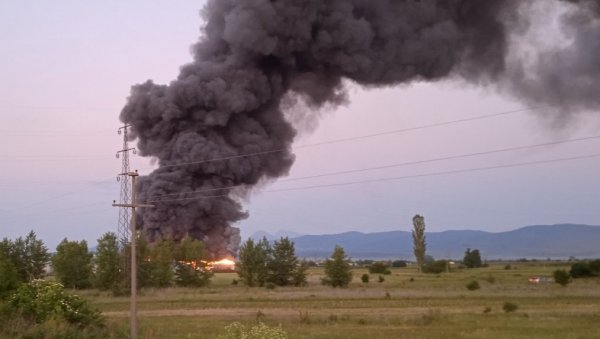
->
120, 0, 600, 258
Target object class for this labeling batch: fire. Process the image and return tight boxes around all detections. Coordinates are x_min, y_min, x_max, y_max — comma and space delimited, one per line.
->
208, 258, 236, 272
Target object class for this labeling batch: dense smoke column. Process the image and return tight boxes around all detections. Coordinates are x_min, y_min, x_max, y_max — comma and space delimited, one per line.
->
120, 0, 597, 258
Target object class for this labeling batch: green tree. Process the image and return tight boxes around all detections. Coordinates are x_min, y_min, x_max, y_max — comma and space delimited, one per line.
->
0, 252, 20, 298
292, 260, 309, 287
93, 232, 121, 290
149, 238, 175, 287
553, 269, 571, 286
52, 239, 93, 289
173, 236, 212, 287
267, 237, 300, 286
0, 231, 50, 282
237, 238, 269, 287
412, 215, 426, 273
322, 245, 353, 287
463, 248, 483, 268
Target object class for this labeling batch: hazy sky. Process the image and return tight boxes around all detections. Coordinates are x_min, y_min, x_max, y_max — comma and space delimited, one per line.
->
1, 1, 599, 251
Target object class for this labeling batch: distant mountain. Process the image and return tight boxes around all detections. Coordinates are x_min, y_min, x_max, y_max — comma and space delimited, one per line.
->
250, 230, 304, 242
289, 224, 600, 260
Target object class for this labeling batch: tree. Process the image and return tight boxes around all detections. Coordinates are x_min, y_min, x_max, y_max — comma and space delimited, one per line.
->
267, 237, 300, 286
52, 238, 93, 289
322, 245, 353, 287
369, 261, 391, 274
412, 214, 427, 272
93, 232, 121, 290
237, 238, 270, 287
292, 260, 309, 287
0, 231, 50, 283
148, 238, 175, 287
553, 269, 571, 286
173, 236, 212, 287
463, 248, 483, 268
0, 252, 20, 298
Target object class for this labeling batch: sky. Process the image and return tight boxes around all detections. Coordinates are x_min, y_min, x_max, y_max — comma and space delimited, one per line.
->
1, 1, 599, 251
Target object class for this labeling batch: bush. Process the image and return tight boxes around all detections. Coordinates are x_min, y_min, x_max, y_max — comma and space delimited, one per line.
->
502, 302, 518, 313
466, 280, 480, 291
361, 274, 369, 283
265, 283, 276, 290
8, 279, 102, 326
553, 269, 571, 286
422, 260, 447, 274
570, 262, 594, 278
368, 262, 390, 274
570, 260, 600, 278
378, 275, 385, 283
217, 322, 287, 339
392, 260, 407, 268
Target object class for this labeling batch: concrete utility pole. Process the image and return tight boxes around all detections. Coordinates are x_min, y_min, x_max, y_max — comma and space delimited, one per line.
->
113, 170, 154, 339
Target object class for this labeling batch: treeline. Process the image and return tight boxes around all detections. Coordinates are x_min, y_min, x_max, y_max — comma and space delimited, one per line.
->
0, 231, 213, 297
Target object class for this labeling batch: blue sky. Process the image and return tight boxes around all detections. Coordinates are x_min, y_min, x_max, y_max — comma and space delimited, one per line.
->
1, 1, 599, 251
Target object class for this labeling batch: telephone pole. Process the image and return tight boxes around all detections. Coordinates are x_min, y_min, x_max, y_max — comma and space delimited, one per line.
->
113, 170, 154, 339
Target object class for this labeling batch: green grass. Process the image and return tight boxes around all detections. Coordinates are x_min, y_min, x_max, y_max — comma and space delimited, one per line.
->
83, 263, 600, 338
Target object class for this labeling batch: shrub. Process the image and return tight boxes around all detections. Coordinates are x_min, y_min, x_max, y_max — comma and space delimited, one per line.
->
265, 283, 276, 290
8, 279, 102, 325
553, 269, 571, 286
361, 274, 369, 283
502, 302, 518, 313
368, 261, 390, 274
378, 275, 385, 283
422, 260, 447, 274
483, 307, 492, 314
466, 280, 480, 291
217, 322, 287, 339
570, 262, 594, 278
504, 264, 511, 270
392, 260, 407, 268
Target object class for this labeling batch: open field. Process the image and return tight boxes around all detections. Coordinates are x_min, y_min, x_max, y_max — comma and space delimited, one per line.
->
82, 262, 600, 338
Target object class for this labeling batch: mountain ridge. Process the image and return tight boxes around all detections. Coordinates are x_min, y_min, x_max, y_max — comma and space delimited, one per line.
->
253, 224, 600, 259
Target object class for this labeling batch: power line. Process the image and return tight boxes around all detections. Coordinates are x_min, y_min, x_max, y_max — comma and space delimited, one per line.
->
144, 134, 600, 200
155, 106, 536, 170
144, 152, 600, 203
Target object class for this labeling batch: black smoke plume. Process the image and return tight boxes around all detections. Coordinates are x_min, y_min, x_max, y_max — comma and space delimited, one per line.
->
120, 0, 599, 258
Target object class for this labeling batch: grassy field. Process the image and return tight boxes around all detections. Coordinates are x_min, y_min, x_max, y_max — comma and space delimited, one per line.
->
82, 262, 600, 338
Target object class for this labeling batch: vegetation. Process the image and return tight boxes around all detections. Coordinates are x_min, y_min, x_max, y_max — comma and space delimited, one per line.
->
412, 214, 427, 272
93, 232, 121, 290
502, 301, 519, 313
466, 280, 480, 290
368, 261, 391, 275
463, 248, 483, 268
52, 238, 94, 289
267, 237, 301, 286
361, 273, 369, 283
553, 269, 571, 286
0, 231, 50, 288
569, 260, 600, 278
173, 236, 213, 287
217, 322, 287, 339
237, 237, 306, 287
237, 238, 270, 287
422, 259, 448, 274
322, 245, 353, 287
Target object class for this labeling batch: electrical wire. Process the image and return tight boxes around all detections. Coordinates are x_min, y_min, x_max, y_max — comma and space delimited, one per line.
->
144, 134, 600, 200
143, 152, 600, 203
155, 106, 536, 169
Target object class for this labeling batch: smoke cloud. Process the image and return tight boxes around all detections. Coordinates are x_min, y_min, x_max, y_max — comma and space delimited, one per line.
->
120, 0, 599, 258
